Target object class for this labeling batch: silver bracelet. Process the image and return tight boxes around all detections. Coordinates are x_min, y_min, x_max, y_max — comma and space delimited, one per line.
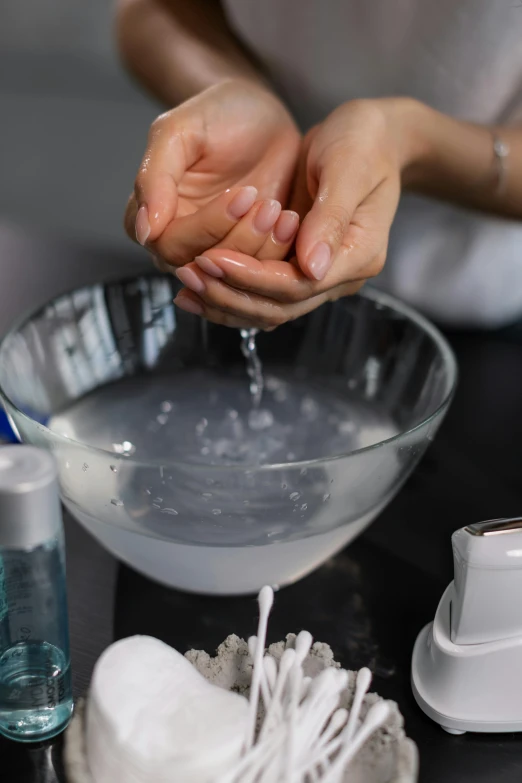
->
492, 133, 510, 195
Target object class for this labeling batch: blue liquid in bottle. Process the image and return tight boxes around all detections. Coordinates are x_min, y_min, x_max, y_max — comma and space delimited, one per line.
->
0, 447, 74, 742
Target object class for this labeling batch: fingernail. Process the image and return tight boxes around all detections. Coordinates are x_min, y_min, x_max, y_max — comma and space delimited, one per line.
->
174, 294, 203, 316
176, 267, 205, 294
253, 199, 281, 234
194, 255, 224, 278
274, 211, 299, 243
227, 186, 258, 219
307, 241, 332, 280
135, 205, 150, 246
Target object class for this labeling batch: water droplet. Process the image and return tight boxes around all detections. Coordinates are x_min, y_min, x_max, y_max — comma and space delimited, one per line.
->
110, 465, 118, 473
322, 493, 331, 502
111, 499, 123, 507
301, 503, 308, 511
290, 492, 300, 501
161, 508, 178, 515
212, 509, 222, 516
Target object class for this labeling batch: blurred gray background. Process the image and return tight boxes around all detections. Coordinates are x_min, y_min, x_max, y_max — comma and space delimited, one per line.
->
0, 0, 158, 248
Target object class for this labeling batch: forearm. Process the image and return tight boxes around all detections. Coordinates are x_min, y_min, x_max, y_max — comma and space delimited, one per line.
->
116, 0, 266, 105
393, 98, 522, 220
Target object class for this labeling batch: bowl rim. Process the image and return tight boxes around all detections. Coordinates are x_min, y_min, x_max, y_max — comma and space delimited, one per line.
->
0, 275, 458, 472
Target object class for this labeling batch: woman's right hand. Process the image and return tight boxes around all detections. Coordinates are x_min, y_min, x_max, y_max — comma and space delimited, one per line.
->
124, 79, 300, 267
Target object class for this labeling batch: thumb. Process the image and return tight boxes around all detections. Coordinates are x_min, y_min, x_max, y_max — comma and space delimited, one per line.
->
295, 142, 365, 281
132, 110, 201, 245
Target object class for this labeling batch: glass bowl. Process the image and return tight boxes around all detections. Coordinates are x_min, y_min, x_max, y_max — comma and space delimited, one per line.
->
0, 274, 456, 594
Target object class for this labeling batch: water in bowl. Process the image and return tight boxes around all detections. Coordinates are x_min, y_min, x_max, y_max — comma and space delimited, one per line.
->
48, 369, 397, 466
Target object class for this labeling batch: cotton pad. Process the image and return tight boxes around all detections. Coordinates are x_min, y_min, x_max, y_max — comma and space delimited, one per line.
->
86, 636, 249, 783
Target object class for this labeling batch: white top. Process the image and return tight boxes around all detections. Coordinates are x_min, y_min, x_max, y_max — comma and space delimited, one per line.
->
223, 0, 522, 326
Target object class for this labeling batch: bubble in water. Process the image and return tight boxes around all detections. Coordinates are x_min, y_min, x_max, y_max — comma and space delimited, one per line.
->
243, 500, 250, 506
161, 508, 178, 515
160, 400, 173, 413
202, 492, 213, 499
338, 421, 356, 435
286, 452, 296, 461
206, 478, 215, 486
274, 388, 287, 403
290, 492, 300, 501
281, 483, 287, 490
111, 499, 123, 507
156, 413, 169, 425
348, 379, 357, 390
265, 376, 281, 392
300, 467, 308, 476
145, 488, 152, 495
301, 503, 308, 511
227, 409, 239, 420
82, 463, 89, 472
248, 409, 274, 431
110, 465, 118, 473
153, 497, 163, 504
201, 446, 210, 456
212, 509, 222, 515
112, 441, 136, 456
196, 417, 208, 436
322, 493, 331, 502
152, 503, 160, 509
300, 396, 319, 420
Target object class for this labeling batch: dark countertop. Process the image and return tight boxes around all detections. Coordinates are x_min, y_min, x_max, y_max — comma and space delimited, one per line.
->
1, 222, 522, 782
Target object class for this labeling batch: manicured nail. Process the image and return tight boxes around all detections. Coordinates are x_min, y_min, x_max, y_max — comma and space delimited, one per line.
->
176, 267, 205, 294
227, 186, 258, 219
174, 294, 203, 315
307, 241, 332, 280
135, 205, 150, 246
194, 255, 224, 277
253, 199, 281, 234
274, 211, 299, 244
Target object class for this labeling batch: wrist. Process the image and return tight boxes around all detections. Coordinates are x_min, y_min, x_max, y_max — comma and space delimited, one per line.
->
379, 97, 436, 189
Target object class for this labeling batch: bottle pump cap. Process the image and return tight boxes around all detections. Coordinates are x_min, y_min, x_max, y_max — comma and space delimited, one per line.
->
0, 445, 62, 549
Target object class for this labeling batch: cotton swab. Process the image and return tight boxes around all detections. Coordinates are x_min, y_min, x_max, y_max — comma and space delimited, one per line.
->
243, 585, 274, 752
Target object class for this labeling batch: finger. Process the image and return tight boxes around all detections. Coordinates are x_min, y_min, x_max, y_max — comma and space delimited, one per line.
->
174, 290, 262, 330
288, 127, 317, 219
213, 199, 282, 256
295, 139, 375, 281
175, 268, 363, 330
192, 238, 382, 304
151, 185, 258, 266
133, 110, 202, 244
255, 210, 299, 261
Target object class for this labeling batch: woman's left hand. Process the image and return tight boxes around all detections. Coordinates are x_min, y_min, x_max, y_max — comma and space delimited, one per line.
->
174, 98, 423, 329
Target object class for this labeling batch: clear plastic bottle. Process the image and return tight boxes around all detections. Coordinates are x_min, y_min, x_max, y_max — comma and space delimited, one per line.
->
0, 445, 73, 742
